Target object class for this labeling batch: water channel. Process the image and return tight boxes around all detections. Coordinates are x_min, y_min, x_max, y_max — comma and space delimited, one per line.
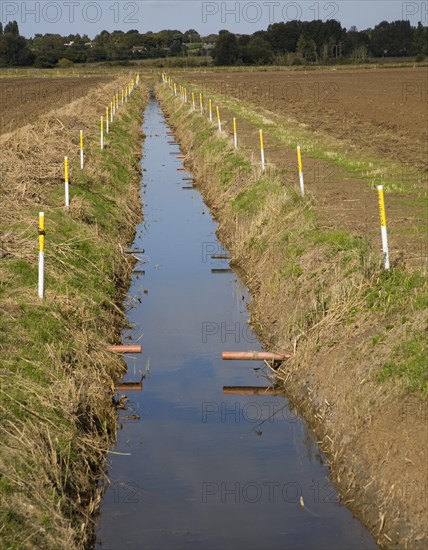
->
95, 95, 376, 550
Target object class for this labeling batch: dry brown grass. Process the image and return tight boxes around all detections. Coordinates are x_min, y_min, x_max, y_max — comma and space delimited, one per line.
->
0, 74, 148, 548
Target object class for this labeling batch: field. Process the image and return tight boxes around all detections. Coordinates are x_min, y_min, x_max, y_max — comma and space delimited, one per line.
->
178, 67, 427, 267
0, 76, 112, 134
0, 65, 426, 548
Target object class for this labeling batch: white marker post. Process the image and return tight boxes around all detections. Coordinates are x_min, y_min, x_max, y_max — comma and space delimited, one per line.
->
64, 156, 70, 209
297, 145, 305, 196
209, 99, 213, 122
216, 106, 222, 132
106, 106, 109, 134
80, 130, 84, 170
377, 185, 390, 270
38, 212, 45, 301
100, 116, 104, 150
192, 92, 196, 110
233, 117, 238, 149
200, 92, 203, 114
259, 129, 265, 171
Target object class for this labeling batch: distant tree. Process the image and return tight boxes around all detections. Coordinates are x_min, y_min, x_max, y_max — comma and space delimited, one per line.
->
369, 20, 414, 56
4, 21, 19, 35
266, 21, 303, 53
212, 30, 239, 65
351, 44, 369, 63
0, 23, 3, 35
241, 36, 274, 65
412, 22, 428, 55
0, 34, 34, 66
296, 34, 317, 61
183, 29, 201, 43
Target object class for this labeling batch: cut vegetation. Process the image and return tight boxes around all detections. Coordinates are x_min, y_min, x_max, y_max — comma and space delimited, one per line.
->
0, 74, 147, 548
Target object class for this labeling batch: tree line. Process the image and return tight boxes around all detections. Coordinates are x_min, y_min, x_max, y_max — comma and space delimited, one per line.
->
0, 19, 426, 68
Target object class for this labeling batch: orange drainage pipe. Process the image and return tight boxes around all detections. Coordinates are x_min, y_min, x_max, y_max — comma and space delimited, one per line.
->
177, 168, 186, 172
115, 382, 143, 391
222, 351, 291, 361
109, 345, 142, 353
176, 155, 185, 158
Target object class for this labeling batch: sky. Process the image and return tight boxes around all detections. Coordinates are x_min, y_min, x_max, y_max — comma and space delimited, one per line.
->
1, 1, 426, 39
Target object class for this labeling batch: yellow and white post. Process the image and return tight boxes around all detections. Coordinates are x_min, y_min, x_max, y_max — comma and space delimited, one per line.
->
209, 99, 213, 122
110, 101, 114, 122
297, 145, 305, 196
64, 156, 70, 209
216, 106, 222, 132
121, 89, 124, 105
377, 185, 390, 270
184, 88, 187, 103
106, 106, 109, 134
192, 91, 196, 110
112, 96, 116, 117
38, 212, 45, 301
259, 129, 265, 171
116, 93, 119, 111
100, 116, 104, 150
199, 92, 203, 114
233, 117, 238, 149
174, 83, 177, 97
80, 130, 84, 170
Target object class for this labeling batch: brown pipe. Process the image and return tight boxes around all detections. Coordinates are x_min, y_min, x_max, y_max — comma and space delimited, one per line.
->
223, 386, 283, 396
115, 382, 143, 391
109, 345, 142, 353
176, 155, 185, 158
222, 351, 291, 361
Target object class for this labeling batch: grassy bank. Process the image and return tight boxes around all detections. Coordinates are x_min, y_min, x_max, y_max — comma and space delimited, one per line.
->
157, 81, 427, 549
0, 77, 147, 548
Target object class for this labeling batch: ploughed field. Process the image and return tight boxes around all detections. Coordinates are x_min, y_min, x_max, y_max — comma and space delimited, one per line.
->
179, 67, 427, 267
0, 76, 112, 134
182, 67, 427, 171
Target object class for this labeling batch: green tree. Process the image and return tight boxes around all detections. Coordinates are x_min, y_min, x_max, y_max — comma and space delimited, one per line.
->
412, 22, 428, 55
4, 21, 19, 35
369, 20, 414, 56
0, 23, 3, 35
241, 36, 274, 64
0, 34, 34, 66
212, 30, 239, 65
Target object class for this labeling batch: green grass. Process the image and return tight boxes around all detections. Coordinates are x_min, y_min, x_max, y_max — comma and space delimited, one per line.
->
378, 331, 428, 397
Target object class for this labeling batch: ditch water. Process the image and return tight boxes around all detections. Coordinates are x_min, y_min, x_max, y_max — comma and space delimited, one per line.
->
95, 96, 376, 550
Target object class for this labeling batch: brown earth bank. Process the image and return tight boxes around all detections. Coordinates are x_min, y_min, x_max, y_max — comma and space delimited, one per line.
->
156, 83, 427, 550
0, 76, 113, 134
180, 67, 428, 171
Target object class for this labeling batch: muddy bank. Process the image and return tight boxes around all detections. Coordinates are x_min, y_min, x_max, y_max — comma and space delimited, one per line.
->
156, 82, 427, 549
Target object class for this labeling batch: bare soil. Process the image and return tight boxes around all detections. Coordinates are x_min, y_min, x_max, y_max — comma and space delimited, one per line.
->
183, 67, 428, 170
180, 68, 428, 269
0, 76, 112, 134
